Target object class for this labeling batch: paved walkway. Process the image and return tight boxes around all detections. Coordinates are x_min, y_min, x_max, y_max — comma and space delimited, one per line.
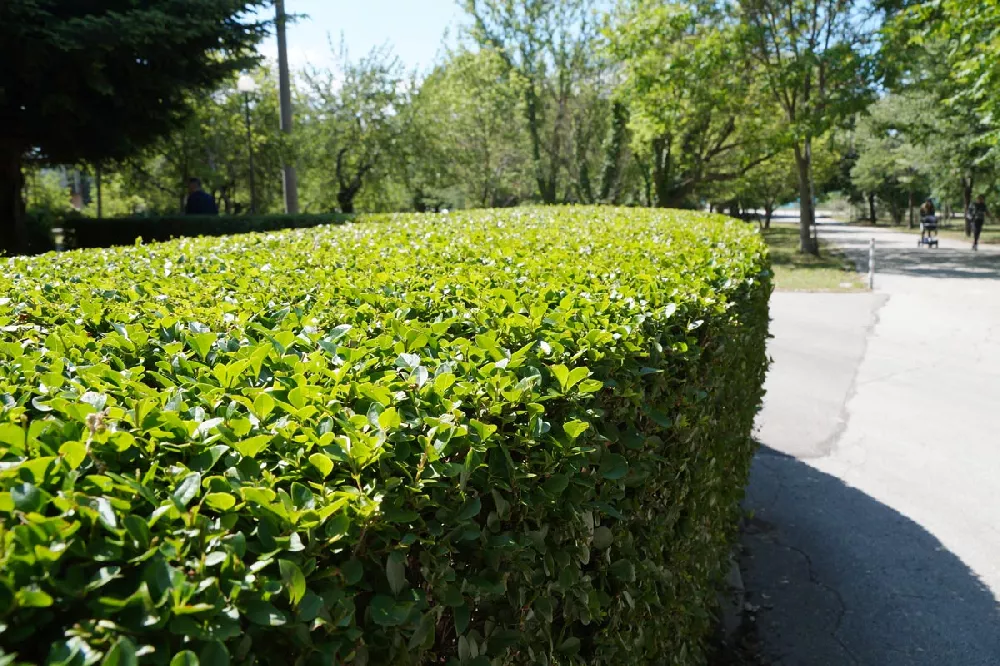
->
744, 222, 1000, 665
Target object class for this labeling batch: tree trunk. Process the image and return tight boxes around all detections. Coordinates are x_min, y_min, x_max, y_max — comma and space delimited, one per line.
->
95, 164, 103, 218
598, 101, 628, 204
0, 148, 26, 256
764, 206, 774, 229
907, 190, 914, 229
793, 141, 818, 255
962, 175, 973, 237
524, 85, 554, 204
338, 190, 356, 215
868, 193, 876, 224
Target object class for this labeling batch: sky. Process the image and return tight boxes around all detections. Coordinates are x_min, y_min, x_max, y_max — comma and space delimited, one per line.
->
258, 1, 467, 73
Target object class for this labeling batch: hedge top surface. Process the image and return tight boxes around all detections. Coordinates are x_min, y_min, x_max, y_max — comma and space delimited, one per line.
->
0, 207, 770, 666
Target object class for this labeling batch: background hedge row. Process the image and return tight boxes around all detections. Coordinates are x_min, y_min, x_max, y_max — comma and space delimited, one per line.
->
0, 207, 771, 665
57, 214, 351, 250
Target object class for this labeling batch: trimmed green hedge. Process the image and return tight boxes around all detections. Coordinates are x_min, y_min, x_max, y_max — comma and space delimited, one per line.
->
0, 207, 770, 665
61, 214, 351, 250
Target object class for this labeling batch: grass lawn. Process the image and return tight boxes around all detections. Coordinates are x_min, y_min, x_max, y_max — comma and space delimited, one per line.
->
762, 224, 867, 292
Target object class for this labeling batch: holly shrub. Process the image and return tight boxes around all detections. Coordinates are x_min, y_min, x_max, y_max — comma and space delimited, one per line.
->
0, 207, 771, 666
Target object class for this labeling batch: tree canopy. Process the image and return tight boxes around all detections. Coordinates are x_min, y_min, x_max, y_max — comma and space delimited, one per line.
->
0, 0, 269, 252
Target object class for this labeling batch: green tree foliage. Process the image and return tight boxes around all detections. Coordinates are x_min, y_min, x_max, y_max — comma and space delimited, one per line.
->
0, 0, 269, 253
851, 94, 932, 226
609, 1, 777, 209
463, 0, 605, 204
111, 69, 290, 216
298, 45, 407, 214
407, 49, 533, 209
738, 0, 879, 252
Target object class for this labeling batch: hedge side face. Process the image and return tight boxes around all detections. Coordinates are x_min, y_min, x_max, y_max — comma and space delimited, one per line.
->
0, 207, 771, 666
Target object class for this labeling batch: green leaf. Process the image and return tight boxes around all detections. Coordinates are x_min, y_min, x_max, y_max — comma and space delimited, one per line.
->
558, 637, 581, 655
173, 472, 202, 508
456, 497, 481, 521
102, 637, 138, 666
279, 560, 307, 606
188, 333, 216, 361
245, 600, 289, 626
578, 378, 604, 393
232, 435, 272, 458
454, 603, 470, 635
290, 482, 314, 509
204, 492, 236, 511
309, 452, 334, 477
198, 642, 230, 666
169, 651, 200, 666
370, 595, 409, 627
566, 366, 590, 390
543, 474, 569, 495
297, 591, 324, 623
92, 497, 118, 530
592, 526, 613, 550
550, 364, 570, 391
17, 589, 54, 607
11, 482, 41, 512
342, 559, 364, 585
386, 551, 407, 596
600, 455, 629, 480
534, 597, 553, 623
59, 441, 88, 470
610, 560, 636, 582
253, 393, 275, 419
124, 515, 151, 549
563, 420, 589, 440
0, 423, 26, 452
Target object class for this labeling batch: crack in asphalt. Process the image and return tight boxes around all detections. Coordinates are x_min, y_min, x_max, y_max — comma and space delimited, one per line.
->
774, 537, 861, 666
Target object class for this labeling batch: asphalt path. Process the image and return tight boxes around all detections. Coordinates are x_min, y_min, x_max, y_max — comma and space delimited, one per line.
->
743, 220, 1000, 665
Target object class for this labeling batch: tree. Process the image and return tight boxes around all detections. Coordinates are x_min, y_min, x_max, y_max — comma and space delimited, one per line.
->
731, 152, 798, 227
851, 94, 931, 226
298, 45, 406, 214
463, 0, 602, 204
738, 0, 879, 253
609, 1, 777, 209
0, 0, 269, 253
409, 49, 533, 209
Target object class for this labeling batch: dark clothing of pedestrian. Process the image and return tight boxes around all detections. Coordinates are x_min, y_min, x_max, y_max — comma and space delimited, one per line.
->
186, 189, 218, 215
968, 201, 988, 249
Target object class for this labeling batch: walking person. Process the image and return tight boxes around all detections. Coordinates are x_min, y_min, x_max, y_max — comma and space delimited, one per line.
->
967, 195, 991, 251
185, 177, 219, 216
919, 198, 937, 245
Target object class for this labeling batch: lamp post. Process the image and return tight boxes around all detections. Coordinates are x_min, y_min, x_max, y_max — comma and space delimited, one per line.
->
237, 74, 259, 214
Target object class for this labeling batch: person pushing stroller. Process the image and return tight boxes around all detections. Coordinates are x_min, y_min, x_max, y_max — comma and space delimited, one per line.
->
919, 198, 939, 247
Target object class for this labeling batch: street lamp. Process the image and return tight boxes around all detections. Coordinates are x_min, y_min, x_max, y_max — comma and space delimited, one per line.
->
237, 74, 258, 214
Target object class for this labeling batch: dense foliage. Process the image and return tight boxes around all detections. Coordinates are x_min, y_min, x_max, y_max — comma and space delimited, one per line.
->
0, 208, 770, 665
0, 0, 269, 254
60, 214, 350, 250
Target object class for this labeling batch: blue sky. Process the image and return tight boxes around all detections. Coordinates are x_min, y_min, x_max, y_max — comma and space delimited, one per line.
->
258, 1, 467, 72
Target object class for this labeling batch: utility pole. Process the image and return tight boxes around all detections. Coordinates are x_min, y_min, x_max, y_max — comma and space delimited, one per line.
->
276, 0, 299, 214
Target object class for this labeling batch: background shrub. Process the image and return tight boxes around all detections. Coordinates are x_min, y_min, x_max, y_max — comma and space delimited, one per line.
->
0, 207, 770, 665
61, 213, 351, 250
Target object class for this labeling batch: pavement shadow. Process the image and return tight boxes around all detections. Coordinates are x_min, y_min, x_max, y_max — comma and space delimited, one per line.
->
743, 447, 1000, 666
818, 224, 1000, 281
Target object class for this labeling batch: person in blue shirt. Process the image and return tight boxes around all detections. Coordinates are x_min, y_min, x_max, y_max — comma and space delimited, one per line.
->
185, 177, 219, 215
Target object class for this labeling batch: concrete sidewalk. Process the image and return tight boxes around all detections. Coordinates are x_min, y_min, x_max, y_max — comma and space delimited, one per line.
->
743, 222, 1000, 665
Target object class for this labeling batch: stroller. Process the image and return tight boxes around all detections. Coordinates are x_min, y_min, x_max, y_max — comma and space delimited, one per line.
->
918, 212, 939, 248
